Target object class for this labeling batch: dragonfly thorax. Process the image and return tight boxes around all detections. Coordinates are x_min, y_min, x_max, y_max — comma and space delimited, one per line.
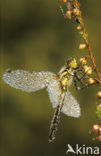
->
58, 67, 74, 91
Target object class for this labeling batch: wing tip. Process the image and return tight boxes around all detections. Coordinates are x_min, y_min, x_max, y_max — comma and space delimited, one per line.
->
2, 70, 11, 84
73, 108, 81, 118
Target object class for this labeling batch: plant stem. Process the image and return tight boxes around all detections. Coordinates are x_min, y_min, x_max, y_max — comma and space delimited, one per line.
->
74, 0, 101, 83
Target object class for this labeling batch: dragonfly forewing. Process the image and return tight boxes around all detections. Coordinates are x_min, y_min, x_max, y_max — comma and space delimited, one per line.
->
3, 70, 56, 92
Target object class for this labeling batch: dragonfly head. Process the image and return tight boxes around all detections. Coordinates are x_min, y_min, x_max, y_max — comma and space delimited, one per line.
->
66, 58, 78, 69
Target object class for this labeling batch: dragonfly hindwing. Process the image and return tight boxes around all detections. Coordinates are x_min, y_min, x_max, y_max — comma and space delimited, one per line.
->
61, 91, 81, 118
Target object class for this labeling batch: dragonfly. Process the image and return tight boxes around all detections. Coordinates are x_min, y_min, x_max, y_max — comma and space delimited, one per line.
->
3, 58, 81, 142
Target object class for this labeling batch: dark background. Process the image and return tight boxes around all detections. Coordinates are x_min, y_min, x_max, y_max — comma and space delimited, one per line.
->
1, 0, 101, 156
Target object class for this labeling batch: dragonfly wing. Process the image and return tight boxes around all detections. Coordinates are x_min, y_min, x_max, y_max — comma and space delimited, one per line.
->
61, 91, 81, 118
3, 70, 56, 92
47, 78, 60, 108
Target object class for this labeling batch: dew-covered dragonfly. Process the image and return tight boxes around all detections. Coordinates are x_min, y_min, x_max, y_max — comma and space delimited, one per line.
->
3, 58, 81, 142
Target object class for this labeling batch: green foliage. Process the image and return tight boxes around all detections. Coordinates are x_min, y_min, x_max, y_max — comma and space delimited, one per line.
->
96, 105, 101, 120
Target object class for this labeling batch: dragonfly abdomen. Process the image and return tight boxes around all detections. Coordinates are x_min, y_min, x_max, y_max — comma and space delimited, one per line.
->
49, 104, 61, 142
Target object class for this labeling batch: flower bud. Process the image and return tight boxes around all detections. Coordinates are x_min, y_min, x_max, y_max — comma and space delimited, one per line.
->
97, 91, 101, 99
83, 65, 93, 75
73, 1, 80, 9
66, 10, 73, 19
96, 135, 101, 141
73, 8, 80, 16
87, 78, 96, 84
79, 57, 87, 64
77, 25, 82, 30
98, 104, 101, 110
79, 43, 87, 50
92, 124, 99, 135
67, 2, 73, 10
98, 126, 101, 135
61, 0, 67, 3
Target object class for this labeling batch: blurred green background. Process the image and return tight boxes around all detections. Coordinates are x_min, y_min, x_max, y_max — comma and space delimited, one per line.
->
1, 0, 101, 156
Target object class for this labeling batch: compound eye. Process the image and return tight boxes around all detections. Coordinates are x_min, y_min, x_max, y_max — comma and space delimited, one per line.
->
66, 58, 78, 69
66, 57, 73, 66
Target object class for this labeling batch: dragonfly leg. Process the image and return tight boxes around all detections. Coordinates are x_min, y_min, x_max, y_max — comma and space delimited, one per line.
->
73, 72, 91, 90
